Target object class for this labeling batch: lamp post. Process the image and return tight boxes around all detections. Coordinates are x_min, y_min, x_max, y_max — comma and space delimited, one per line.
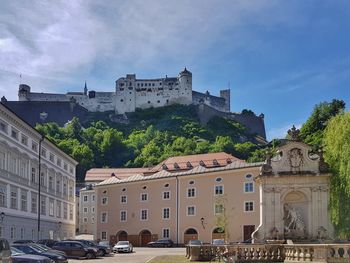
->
200, 217, 205, 229
0, 211, 5, 223
58, 221, 62, 240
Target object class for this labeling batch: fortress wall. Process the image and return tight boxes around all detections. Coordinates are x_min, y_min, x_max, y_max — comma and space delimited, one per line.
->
28, 93, 68, 101
192, 91, 227, 112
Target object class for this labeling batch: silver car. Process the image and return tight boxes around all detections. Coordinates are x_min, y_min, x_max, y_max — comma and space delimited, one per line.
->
113, 241, 133, 253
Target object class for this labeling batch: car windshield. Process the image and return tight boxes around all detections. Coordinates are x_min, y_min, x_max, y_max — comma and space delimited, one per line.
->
117, 241, 129, 245
11, 247, 25, 256
28, 245, 44, 253
33, 244, 50, 251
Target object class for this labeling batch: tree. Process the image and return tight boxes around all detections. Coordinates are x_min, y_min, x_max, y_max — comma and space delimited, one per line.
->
300, 99, 345, 149
323, 111, 350, 237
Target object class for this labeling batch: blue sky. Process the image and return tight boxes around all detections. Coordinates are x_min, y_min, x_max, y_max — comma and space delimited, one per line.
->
1, 0, 350, 140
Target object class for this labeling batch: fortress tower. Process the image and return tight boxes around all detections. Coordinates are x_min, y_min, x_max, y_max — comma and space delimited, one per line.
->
18, 84, 31, 101
178, 68, 193, 105
220, 89, 230, 112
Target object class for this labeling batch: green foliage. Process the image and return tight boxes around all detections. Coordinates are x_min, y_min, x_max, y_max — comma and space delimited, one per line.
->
300, 99, 345, 150
37, 105, 263, 182
323, 112, 350, 237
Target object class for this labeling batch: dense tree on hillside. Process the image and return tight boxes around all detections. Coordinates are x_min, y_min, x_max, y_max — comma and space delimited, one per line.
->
299, 99, 345, 149
323, 111, 350, 237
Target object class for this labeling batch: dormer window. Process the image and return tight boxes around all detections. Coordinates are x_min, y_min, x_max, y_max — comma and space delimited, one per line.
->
213, 159, 219, 166
226, 158, 232, 164
186, 162, 192, 168
199, 160, 205, 167
174, 163, 180, 169
162, 164, 168, 170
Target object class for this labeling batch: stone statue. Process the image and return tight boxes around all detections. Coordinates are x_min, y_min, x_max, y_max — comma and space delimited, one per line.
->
284, 204, 305, 235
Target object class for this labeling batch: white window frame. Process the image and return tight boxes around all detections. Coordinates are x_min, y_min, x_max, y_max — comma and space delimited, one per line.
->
101, 231, 107, 240
83, 207, 88, 213
214, 185, 224, 196
120, 195, 127, 204
83, 217, 88, 223
187, 206, 196, 216
101, 197, 108, 205
162, 207, 170, 220
244, 201, 254, 212
120, 210, 127, 222
187, 187, 196, 198
140, 209, 148, 221
101, 212, 108, 223
244, 182, 254, 193
162, 191, 170, 200
162, 228, 170, 239
215, 204, 224, 214
140, 193, 148, 202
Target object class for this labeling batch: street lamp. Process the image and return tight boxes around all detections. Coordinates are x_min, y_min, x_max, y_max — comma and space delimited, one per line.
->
200, 217, 205, 229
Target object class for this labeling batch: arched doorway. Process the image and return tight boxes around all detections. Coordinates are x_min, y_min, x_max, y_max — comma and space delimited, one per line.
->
117, 230, 128, 241
212, 227, 225, 240
184, 228, 198, 244
139, 230, 152, 246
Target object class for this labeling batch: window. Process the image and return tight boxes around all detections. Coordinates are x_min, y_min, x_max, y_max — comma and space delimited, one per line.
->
49, 199, 54, 216
91, 217, 95, 223
187, 206, 195, 216
20, 228, 25, 239
56, 179, 61, 194
120, 195, 127, 204
102, 197, 108, 205
140, 193, 148, 202
101, 212, 108, 223
57, 158, 61, 167
49, 153, 55, 162
10, 227, 16, 239
0, 121, 8, 133
83, 217, 88, 223
163, 191, 170, 200
63, 181, 67, 195
41, 148, 47, 158
245, 201, 254, 212
215, 185, 224, 195
49, 176, 54, 190
10, 188, 17, 209
40, 172, 45, 187
11, 128, 18, 140
56, 201, 61, 218
32, 142, 38, 152
163, 228, 170, 239
31, 167, 36, 183
69, 205, 73, 220
244, 182, 254, 193
21, 134, 28, 146
41, 196, 46, 215
83, 207, 88, 213
245, 174, 253, 180
92, 207, 95, 213
163, 208, 170, 219
83, 195, 88, 202
63, 203, 67, 219
120, 210, 127, 222
140, 209, 148, 221
101, 231, 107, 240
215, 204, 224, 214
215, 177, 223, 183
0, 184, 6, 207
0, 151, 5, 169
63, 163, 68, 170
92, 195, 95, 202
187, 188, 196, 198
31, 192, 37, 213
20, 190, 27, 211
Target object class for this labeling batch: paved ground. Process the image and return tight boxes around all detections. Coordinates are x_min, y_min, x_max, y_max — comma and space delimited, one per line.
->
69, 247, 185, 263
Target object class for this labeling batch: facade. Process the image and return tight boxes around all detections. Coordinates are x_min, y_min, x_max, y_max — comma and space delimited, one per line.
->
82, 130, 333, 246
79, 185, 96, 237
17, 69, 231, 114
0, 103, 78, 242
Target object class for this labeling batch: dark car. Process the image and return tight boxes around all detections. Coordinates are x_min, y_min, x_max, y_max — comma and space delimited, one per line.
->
32, 243, 67, 257
12, 243, 68, 263
13, 240, 35, 244
11, 246, 51, 263
37, 239, 58, 248
68, 239, 111, 256
52, 241, 98, 259
147, 239, 174, 247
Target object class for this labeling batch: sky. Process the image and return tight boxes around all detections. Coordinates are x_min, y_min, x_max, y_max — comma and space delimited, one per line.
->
1, 0, 350, 140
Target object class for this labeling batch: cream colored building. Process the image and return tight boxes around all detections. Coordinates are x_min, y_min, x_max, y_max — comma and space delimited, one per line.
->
0, 103, 78, 242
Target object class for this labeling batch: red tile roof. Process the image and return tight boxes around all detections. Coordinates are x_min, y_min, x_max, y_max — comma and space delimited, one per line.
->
85, 167, 153, 182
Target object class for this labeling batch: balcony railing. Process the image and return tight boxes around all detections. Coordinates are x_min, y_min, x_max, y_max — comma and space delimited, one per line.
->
186, 243, 350, 262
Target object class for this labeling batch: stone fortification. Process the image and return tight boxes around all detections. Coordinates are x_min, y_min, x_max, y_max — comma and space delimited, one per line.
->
18, 68, 230, 114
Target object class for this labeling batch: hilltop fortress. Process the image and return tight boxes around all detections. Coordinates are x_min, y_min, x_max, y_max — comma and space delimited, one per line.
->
18, 68, 230, 114
11, 68, 265, 139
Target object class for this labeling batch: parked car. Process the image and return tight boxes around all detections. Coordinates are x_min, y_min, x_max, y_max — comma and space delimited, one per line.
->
11, 246, 51, 263
13, 240, 35, 244
0, 238, 11, 263
112, 241, 133, 253
37, 239, 58, 248
98, 241, 112, 255
12, 243, 68, 263
147, 239, 174, 247
212, 239, 225, 245
32, 243, 67, 257
67, 239, 111, 256
52, 241, 98, 259
188, 240, 203, 246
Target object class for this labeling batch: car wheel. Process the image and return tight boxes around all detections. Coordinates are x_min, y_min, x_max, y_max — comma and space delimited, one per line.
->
86, 252, 93, 259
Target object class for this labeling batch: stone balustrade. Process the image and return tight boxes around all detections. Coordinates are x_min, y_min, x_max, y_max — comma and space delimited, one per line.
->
186, 243, 350, 262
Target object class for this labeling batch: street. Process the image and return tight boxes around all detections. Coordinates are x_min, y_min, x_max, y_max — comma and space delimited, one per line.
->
69, 247, 185, 263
